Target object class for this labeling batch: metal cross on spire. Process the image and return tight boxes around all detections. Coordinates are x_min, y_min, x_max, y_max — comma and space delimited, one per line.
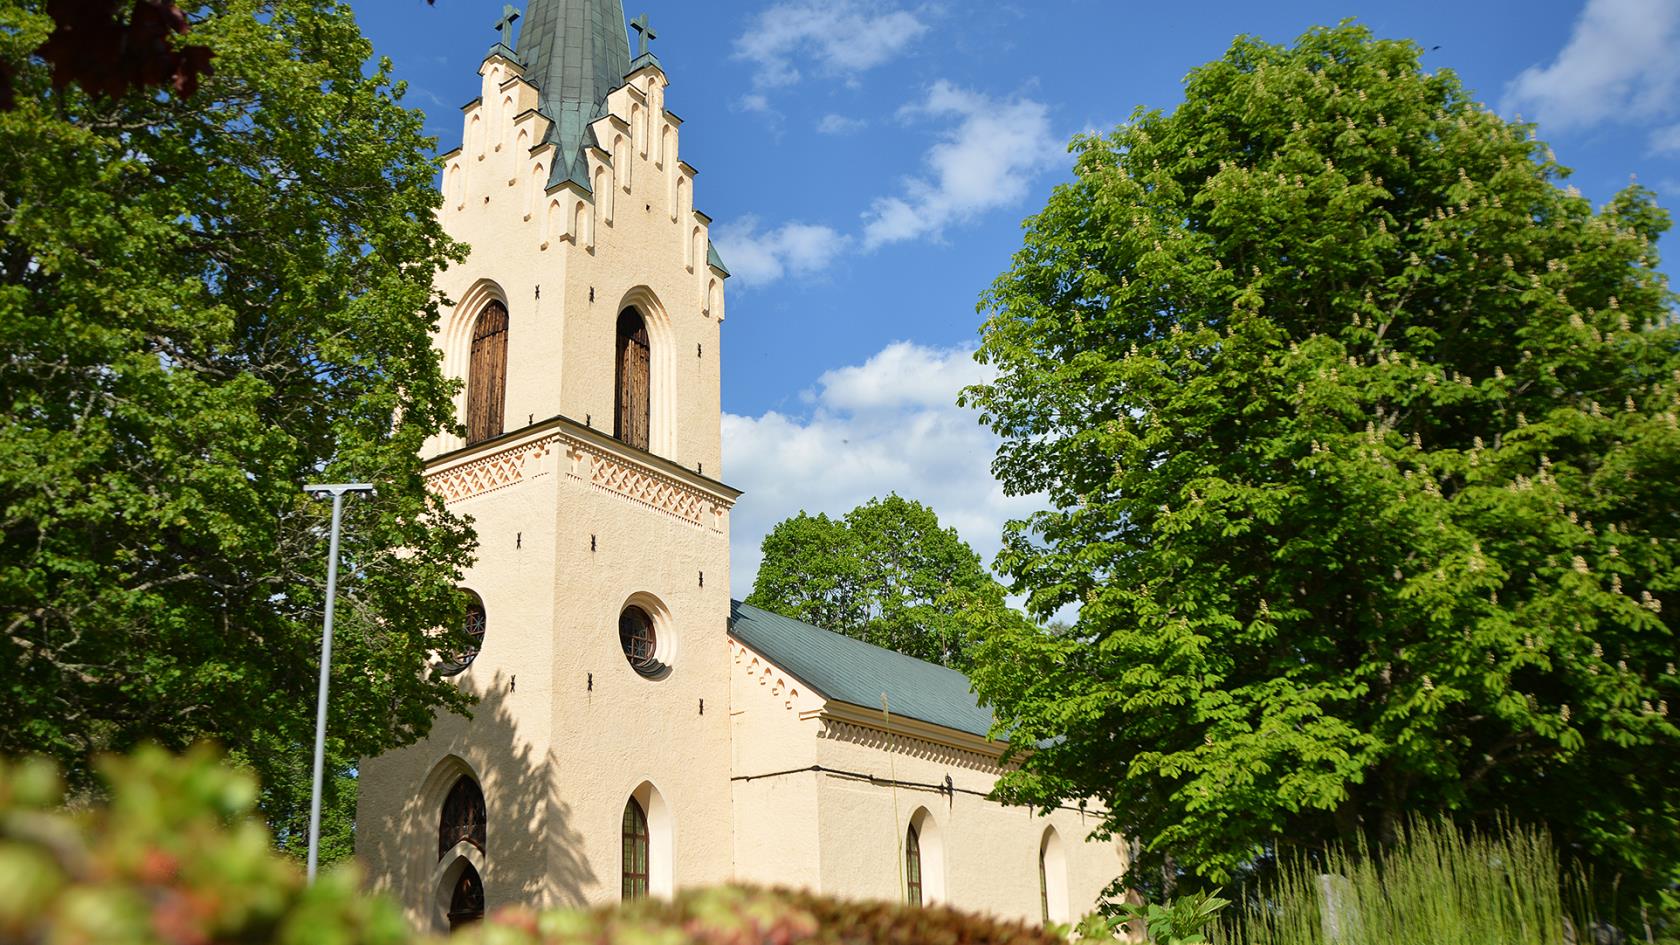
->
631, 13, 657, 58
493, 4, 520, 50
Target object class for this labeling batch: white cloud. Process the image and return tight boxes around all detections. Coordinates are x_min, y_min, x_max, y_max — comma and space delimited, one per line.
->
861, 81, 1057, 249
813, 339, 992, 410
718, 82, 1060, 286
737, 92, 773, 114
1504, 0, 1680, 132
817, 113, 869, 135
723, 341, 1034, 599
711, 216, 849, 288
734, 0, 929, 94
1650, 123, 1680, 155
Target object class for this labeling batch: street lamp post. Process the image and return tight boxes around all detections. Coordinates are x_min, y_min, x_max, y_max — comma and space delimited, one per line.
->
302, 482, 375, 882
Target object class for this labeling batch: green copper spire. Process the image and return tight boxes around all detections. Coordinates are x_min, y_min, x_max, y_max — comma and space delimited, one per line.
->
514, 0, 633, 190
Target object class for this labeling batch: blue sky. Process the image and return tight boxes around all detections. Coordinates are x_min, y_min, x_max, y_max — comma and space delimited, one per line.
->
356, 0, 1680, 596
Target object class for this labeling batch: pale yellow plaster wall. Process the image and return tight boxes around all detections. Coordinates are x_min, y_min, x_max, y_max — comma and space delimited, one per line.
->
810, 715, 1125, 924
728, 638, 824, 892
724, 641, 1129, 926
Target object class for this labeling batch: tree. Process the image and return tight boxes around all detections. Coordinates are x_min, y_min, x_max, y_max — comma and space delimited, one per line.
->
747, 495, 1011, 670
0, 0, 478, 859
962, 22, 1680, 916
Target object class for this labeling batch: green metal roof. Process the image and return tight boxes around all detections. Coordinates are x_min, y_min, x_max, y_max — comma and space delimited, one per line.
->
706, 240, 730, 277
728, 601, 995, 739
514, 0, 632, 190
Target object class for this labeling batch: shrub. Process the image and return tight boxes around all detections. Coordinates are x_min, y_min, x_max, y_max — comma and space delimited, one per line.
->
476, 889, 1069, 945
0, 745, 409, 945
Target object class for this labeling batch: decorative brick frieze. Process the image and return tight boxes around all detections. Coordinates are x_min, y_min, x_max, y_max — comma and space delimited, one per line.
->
427, 426, 729, 533
427, 436, 555, 503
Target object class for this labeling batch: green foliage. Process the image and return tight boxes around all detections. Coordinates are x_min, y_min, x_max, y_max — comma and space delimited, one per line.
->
246, 748, 358, 868
0, 746, 408, 945
1, 747, 1069, 945
1214, 820, 1598, 945
963, 20, 1680, 916
0, 0, 477, 844
747, 494, 1012, 669
1102, 891, 1230, 944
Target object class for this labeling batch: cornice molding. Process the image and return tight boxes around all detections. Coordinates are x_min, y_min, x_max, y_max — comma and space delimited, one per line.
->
804, 700, 1009, 762
424, 414, 739, 527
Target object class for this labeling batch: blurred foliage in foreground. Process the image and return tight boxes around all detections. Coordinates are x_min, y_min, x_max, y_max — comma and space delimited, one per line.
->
0, 746, 1072, 945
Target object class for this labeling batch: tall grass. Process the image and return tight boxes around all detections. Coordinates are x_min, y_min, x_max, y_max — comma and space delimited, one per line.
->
1214, 820, 1595, 945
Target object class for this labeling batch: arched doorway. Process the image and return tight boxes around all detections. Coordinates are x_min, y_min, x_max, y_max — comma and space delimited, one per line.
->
446, 861, 484, 930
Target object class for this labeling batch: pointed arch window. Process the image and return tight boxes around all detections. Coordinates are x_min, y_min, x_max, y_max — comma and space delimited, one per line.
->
614, 308, 650, 451
447, 862, 485, 931
1039, 842, 1049, 924
622, 797, 650, 900
466, 300, 509, 445
1039, 826, 1069, 925
905, 822, 924, 907
438, 775, 486, 859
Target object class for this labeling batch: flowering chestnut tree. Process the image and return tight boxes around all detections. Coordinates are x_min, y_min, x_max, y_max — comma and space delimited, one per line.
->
963, 23, 1680, 915
0, 0, 477, 861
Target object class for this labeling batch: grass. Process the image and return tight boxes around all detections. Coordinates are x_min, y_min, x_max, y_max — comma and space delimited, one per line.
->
1214, 820, 1595, 945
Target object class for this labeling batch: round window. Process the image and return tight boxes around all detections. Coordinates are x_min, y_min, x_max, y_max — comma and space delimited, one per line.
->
619, 606, 662, 677
440, 593, 486, 676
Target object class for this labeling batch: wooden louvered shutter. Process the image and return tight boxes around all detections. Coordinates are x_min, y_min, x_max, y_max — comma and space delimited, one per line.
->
466, 301, 508, 445
615, 310, 650, 451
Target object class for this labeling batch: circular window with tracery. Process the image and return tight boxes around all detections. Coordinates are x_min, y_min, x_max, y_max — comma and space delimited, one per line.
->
619, 605, 662, 677
440, 592, 487, 677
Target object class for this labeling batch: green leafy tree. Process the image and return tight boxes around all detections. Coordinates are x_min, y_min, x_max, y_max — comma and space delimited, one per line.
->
747, 494, 1010, 669
962, 22, 1680, 915
0, 0, 478, 859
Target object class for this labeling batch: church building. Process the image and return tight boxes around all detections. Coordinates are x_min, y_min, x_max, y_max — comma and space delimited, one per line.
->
355, 0, 1128, 931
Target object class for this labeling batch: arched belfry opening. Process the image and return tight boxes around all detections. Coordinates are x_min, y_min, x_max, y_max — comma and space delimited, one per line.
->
615, 308, 650, 450
466, 300, 509, 445
438, 775, 486, 859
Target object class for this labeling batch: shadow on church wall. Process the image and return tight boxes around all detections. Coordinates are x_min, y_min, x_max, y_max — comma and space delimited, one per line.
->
358, 671, 597, 926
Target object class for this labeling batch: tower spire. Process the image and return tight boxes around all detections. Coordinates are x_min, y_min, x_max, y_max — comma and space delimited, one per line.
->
514, 0, 633, 190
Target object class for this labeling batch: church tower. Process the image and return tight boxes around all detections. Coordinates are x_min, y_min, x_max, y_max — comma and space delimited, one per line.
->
356, 0, 738, 929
